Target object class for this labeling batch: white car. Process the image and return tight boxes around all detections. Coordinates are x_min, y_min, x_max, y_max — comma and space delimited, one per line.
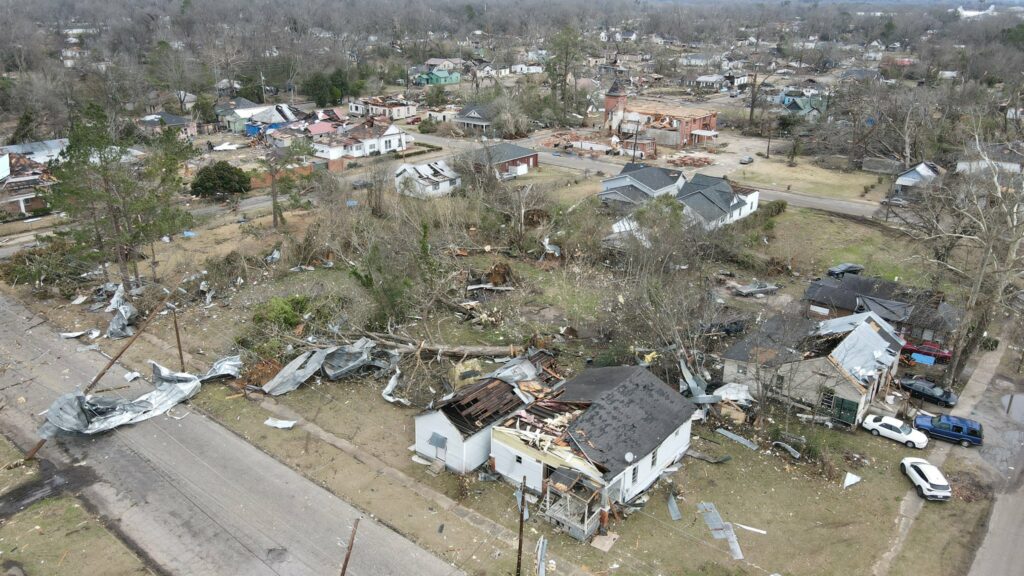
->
862, 415, 928, 449
900, 457, 952, 501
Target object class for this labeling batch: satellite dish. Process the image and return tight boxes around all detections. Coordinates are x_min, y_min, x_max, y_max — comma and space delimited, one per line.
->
625, 452, 635, 463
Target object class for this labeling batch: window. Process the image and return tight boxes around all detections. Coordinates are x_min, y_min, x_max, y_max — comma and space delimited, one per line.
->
650, 448, 658, 468
736, 364, 747, 375
515, 455, 523, 464
952, 425, 964, 434
432, 183, 440, 191
774, 374, 785, 388
631, 466, 639, 485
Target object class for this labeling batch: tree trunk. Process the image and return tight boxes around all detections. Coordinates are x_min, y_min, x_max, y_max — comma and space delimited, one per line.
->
270, 173, 280, 228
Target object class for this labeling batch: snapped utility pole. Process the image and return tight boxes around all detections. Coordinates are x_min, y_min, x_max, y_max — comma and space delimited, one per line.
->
516, 475, 526, 576
339, 517, 361, 576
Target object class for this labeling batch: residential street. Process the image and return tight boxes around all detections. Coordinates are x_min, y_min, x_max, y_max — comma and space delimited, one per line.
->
0, 294, 461, 576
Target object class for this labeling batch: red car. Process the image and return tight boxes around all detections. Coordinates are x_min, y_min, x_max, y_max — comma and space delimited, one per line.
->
902, 341, 952, 363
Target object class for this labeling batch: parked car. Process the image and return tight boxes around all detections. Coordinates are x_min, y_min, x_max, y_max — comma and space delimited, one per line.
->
900, 457, 952, 501
881, 196, 910, 207
862, 415, 928, 448
408, 116, 422, 125
827, 263, 864, 278
739, 156, 754, 165
898, 376, 958, 407
733, 281, 779, 297
903, 341, 952, 363
913, 414, 984, 447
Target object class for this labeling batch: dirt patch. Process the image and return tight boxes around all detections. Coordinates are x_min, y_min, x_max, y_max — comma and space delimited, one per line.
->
946, 470, 994, 503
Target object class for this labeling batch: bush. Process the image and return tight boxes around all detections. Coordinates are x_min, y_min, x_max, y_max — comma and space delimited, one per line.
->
252, 295, 310, 330
191, 161, 251, 198
418, 117, 438, 134
760, 200, 788, 218
980, 337, 1000, 351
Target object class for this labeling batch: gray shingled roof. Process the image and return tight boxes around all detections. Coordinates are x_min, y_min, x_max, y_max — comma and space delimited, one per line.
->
721, 315, 816, 365
676, 174, 743, 223
599, 184, 648, 203
563, 366, 696, 481
614, 164, 683, 192
474, 142, 536, 165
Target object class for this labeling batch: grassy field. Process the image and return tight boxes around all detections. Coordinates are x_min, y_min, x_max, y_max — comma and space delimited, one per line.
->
734, 157, 890, 201
0, 435, 37, 497
763, 207, 928, 283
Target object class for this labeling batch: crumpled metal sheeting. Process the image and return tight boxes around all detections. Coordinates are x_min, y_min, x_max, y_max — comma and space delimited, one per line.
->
261, 339, 400, 396
321, 338, 398, 380
106, 303, 138, 339
261, 348, 334, 396
38, 361, 206, 438
200, 355, 242, 381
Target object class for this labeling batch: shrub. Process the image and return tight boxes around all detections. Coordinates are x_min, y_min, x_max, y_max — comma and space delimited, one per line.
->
760, 200, 788, 218
252, 295, 310, 330
191, 161, 252, 198
980, 337, 1000, 351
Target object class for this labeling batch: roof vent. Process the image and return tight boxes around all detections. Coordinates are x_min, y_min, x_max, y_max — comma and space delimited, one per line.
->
625, 452, 634, 463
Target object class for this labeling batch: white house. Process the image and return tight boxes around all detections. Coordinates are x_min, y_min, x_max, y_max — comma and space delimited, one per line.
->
395, 160, 461, 198
598, 163, 686, 209
489, 366, 696, 541
511, 64, 543, 75
676, 173, 760, 229
349, 97, 418, 120
413, 353, 560, 474
312, 121, 409, 160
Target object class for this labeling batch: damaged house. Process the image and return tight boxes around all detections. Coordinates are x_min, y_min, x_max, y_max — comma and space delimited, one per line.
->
413, 351, 560, 474
395, 160, 461, 198
720, 311, 903, 426
1, 153, 55, 216
804, 273, 959, 345
676, 173, 760, 229
489, 366, 697, 541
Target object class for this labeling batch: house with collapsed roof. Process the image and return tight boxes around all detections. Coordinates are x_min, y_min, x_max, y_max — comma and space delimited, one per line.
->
311, 119, 409, 160
676, 174, 759, 229
0, 139, 69, 165
1, 153, 55, 216
720, 311, 903, 426
489, 366, 697, 540
214, 97, 268, 132
598, 163, 686, 210
413, 351, 560, 474
804, 273, 960, 345
603, 80, 718, 148
395, 160, 461, 198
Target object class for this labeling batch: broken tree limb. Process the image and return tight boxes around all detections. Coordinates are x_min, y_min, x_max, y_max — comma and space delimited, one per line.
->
392, 342, 521, 359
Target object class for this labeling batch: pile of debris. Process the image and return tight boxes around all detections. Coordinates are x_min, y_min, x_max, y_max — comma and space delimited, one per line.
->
667, 155, 714, 168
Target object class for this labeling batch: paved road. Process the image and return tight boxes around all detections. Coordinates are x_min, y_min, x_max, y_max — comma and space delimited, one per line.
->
0, 295, 461, 576
970, 478, 1024, 575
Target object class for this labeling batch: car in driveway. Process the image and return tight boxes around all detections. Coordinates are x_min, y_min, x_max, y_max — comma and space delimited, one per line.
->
862, 415, 928, 448
900, 457, 952, 501
898, 376, 959, 407
914, 414, 984, 447
903, 341, 952, 363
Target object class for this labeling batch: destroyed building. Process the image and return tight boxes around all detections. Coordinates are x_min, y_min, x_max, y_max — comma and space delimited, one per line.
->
720, 311, 903, 426
603, 79, 718, 148
413, 351, 560, 474
489, 366, 697, 540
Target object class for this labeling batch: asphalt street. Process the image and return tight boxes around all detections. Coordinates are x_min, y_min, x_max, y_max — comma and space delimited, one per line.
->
0, 294, 462, 576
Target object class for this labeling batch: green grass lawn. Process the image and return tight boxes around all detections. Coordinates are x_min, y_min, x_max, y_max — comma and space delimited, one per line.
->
734, 158, 890, 201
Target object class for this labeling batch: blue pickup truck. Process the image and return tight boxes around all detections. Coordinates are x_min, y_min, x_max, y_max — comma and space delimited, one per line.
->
913, 414, 984, 447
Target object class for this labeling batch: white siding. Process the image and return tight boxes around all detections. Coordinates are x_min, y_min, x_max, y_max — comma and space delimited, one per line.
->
413, 410, 495, 473
491, 435, 546, 493
610, 420, 692, 502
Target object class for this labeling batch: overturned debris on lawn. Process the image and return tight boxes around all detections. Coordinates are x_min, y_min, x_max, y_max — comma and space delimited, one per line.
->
107, 303, 139, 339
38, 356, 241, 438
261, 337, 399, 396
716, 428, 758, 450
771, 441, 802, 459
